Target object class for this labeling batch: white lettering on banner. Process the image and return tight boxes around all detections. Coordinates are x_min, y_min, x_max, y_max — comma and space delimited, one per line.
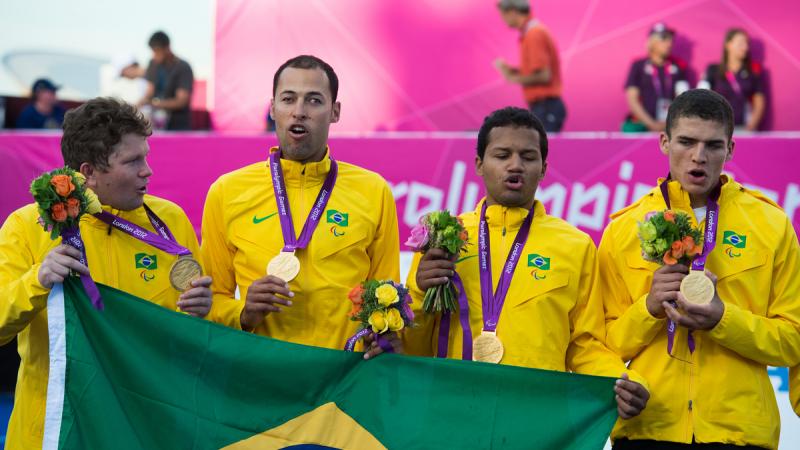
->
446, 161, 466, 214
567, 183, 610, 231
391, 161, 479, 228
402, 182, 444, 226
462, 182, 479, 214
611, 161, 634, 213
390, 161, 800, 235
537, 183, 567, 218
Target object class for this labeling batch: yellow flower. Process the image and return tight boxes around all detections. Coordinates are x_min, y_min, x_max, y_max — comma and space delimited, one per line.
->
84, 188, 102, 214
375, 283, 399, 306
368, 310, 388, 334
386, 308, 404, 332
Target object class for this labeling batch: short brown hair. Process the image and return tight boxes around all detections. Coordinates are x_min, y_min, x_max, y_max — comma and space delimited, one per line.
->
273, 55, 339, 102
61, 97, 152, 170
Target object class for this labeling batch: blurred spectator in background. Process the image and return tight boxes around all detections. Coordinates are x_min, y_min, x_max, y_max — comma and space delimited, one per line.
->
698, 28, 765, 131
138, 31, 193, 130
100, 53, 148, 106
15, 78, 66, 129
494, 0, 566, 132
622, 23, 689, 132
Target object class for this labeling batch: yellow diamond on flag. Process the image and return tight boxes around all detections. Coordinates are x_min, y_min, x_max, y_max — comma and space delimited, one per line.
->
222, 402, 386, 450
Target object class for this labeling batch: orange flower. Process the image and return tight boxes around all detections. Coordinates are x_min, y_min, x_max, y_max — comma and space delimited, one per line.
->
663, 253, 678, 265
51, 175, 75, 197
51, 202, 68, 222
348, 303, 362, 318
670, 240, 685, 259
663, 210, 676, 223
459, 230, 468, 241
681, 236, 701, 257
66, 197, 81, 219
348, 285, 364, 305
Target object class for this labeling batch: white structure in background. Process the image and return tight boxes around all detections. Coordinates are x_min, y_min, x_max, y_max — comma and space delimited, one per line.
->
98, 53, 148, 105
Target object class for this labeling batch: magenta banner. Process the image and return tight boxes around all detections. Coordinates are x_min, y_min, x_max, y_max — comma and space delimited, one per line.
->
2, 131, 798, 245
214, 0, 800, 132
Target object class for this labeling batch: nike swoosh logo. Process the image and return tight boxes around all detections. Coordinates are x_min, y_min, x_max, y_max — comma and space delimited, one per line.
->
253, 212, 278, 224
456, 255, 477, 263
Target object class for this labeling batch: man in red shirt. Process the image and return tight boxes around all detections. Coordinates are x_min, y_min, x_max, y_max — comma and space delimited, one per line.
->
494, 0, 566, 132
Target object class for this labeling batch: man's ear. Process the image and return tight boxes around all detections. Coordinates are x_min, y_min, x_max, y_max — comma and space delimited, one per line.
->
331, 101, 341, 124
659, 132, 670, 155
79, 163, 97, 188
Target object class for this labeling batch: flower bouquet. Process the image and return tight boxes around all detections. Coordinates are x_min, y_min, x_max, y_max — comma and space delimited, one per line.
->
405, 210, 468, 314
345, 280, 415, 351
638, 209, 703, 265
30, 167, 101, 240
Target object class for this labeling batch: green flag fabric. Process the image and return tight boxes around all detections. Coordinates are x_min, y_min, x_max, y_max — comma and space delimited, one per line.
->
43, 277, 618, 449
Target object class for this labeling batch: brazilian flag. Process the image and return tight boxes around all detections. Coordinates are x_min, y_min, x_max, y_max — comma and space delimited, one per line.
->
43, 278, 618, 449
528, 254, 551, 270
135, 253, 157, 269
723, 231, 747, 248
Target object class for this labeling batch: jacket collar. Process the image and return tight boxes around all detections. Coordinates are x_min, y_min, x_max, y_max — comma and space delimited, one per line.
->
474, 197, 546, 229
269, 146, 333, 188
656, 174, 739, 211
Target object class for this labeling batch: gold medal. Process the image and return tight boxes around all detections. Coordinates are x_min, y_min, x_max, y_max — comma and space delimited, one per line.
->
169, 256, 203, 292
680, 270, 715, 305
267, 251, 300, 282
472, 331, 504, 364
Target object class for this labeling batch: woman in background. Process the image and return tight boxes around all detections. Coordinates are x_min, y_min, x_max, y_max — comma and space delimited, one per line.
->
700, 28, 765, 131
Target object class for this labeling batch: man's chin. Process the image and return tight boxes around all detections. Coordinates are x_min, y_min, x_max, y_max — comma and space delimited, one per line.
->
498, 192, 534, 209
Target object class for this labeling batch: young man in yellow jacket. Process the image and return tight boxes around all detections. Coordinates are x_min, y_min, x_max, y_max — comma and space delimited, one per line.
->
404, 106, 650, 420
0, 97, 212, 449
597, 89, 800, 449
201, 55, 400, 356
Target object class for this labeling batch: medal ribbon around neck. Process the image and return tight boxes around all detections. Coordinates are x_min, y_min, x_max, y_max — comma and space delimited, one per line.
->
659, 176, 721, 354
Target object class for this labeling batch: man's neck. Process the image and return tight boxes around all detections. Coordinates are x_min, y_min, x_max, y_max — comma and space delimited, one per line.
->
281, 147, 327, 165
485, 196, 535, 211
689, 193, 709, 209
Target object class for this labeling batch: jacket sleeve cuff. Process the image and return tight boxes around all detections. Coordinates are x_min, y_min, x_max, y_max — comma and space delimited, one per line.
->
24, 263, 51, 307
707, 300, 735, 341
623, 368, 650, 393
629, 293, 663, 328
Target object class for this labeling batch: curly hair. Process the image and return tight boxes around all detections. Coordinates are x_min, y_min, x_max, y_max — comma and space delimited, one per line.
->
477, 106, 548, 161
61, 97, 152, 171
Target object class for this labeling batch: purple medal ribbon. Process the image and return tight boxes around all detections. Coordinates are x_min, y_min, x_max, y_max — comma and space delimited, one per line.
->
478, 201, 536, 335
659, 177, 721, 355
60, 227, 103, 309
436, 272, 473, 360
344, 328, 394, 354
93, 206, 192, 257
269, 149, 338, 252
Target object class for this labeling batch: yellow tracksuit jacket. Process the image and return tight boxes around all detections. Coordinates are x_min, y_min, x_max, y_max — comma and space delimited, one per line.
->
597, 176, 800, 449
0, 195, 200, 449
403, 199, 640, 382
201, 147, 400, 349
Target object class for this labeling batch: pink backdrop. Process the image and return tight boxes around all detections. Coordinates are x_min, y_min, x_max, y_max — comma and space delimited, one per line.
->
2, 131, 798, 244
213, 0, 800, 132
